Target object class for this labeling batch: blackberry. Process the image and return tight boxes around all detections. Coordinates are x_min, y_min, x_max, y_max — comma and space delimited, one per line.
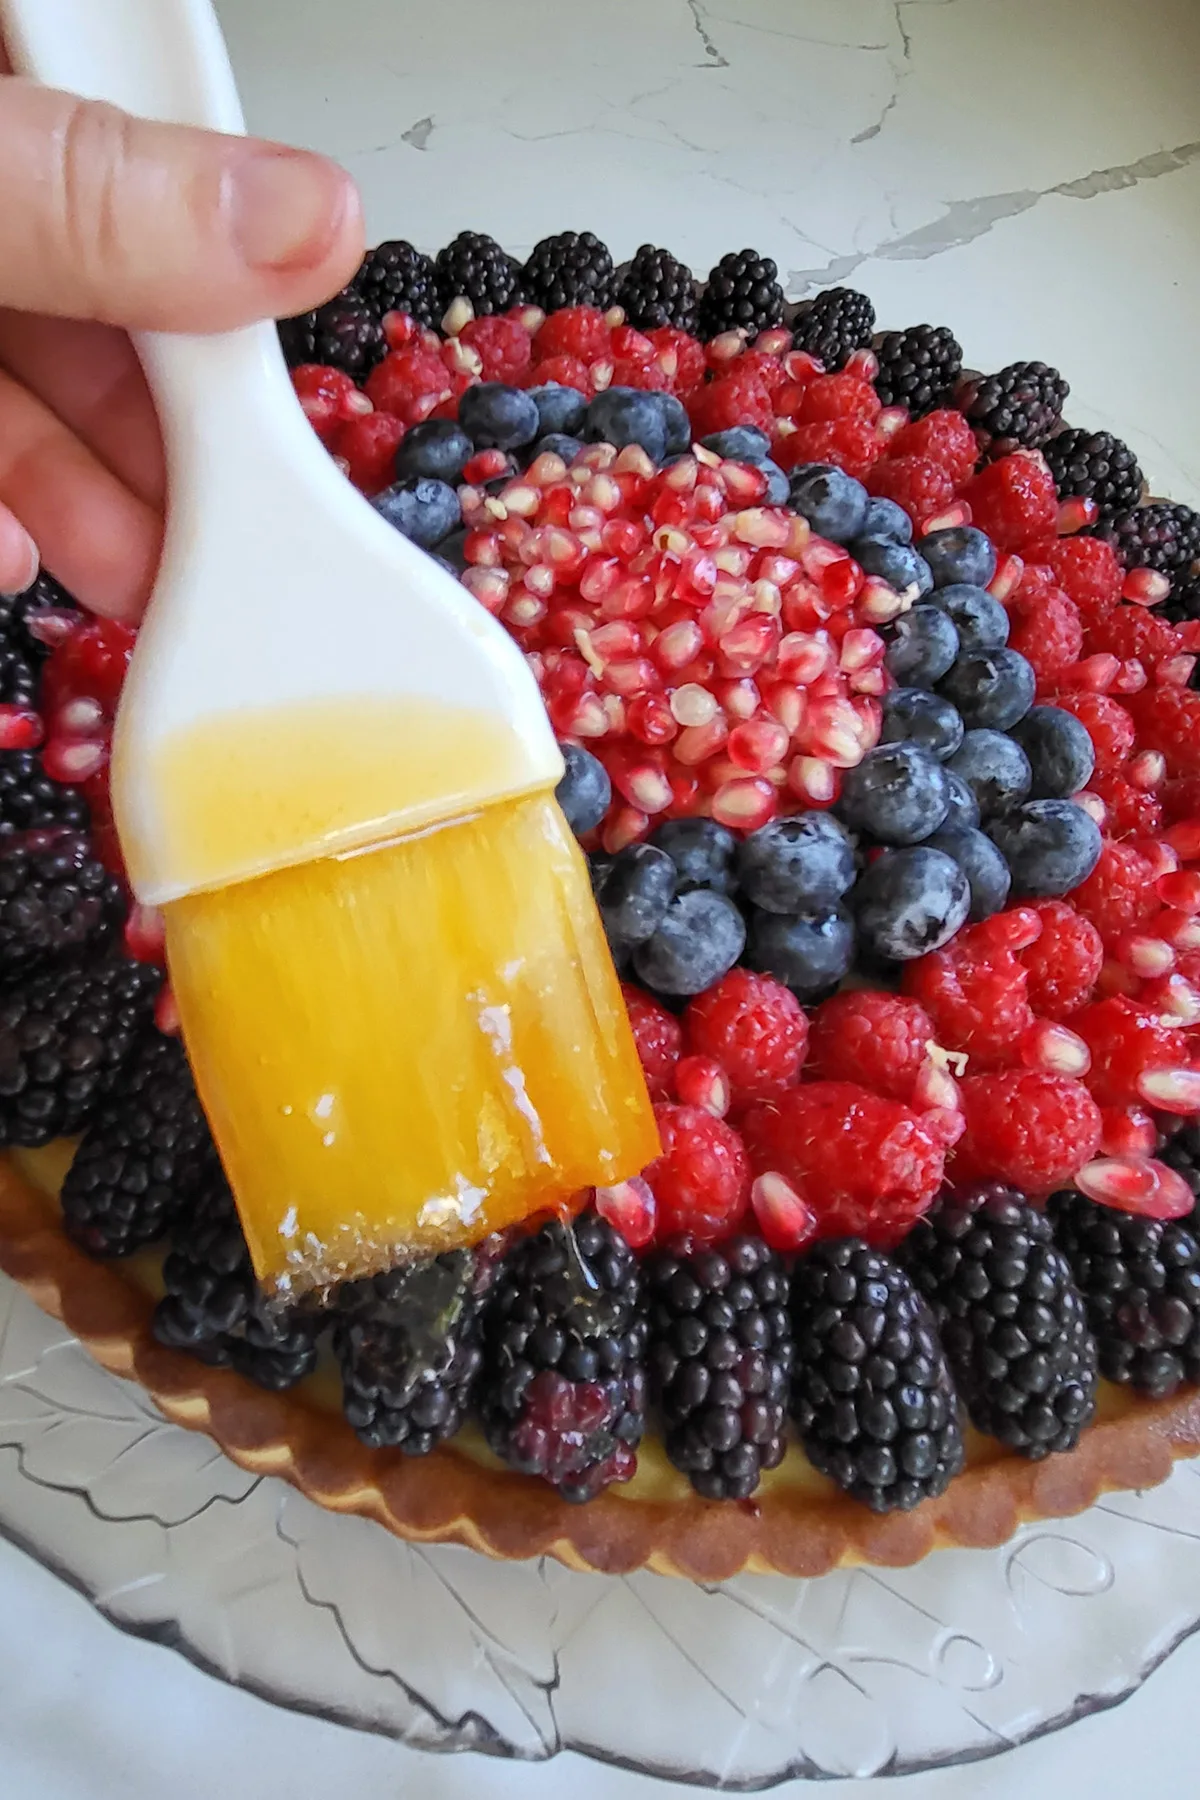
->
478, 1209, 646, 1501
276, 308, 317, 368
790, 287, 875, 371
434, 230, 522, 316
789, 1239, 964, 1512
1159, 570, 1200, 628
1157, 1121, 1200, 1220
0, 955, 162, 1147
0, 572, 78, 667
697, 249, 785, 341
0, 641, 36, 708
1042, 428, 1143, 521
645, 1236, 792, 1500
1048, 1189, 1200, 1398
354, 239, 439, 327
153, 1170, 319, 1389
903, 1184, 1098, 1458
959, 361, 1069, 450
333, 1249, 493, 1451
0, 830, 123, 978
872, 324, 963, 415
520, 231, 616, 313
0, 751, 89, 841
1092, 501, 1200, 578
60, 1033, 214, 1259
311, 295, 386, 379
615, 244, 699, 333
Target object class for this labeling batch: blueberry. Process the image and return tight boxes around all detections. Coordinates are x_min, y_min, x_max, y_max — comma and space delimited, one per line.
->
745, 904, 855, 999
926, 828, 1012, 921
649, 818, 738, 895
555, 743, 611, 837
1010, 706, 1096, 799
657, 393, 692, 457
372, 477, 461, 549
458, 383, 541, 451
527, 382, 588, 437
851, 539, 935, 601
939, 649, 1035, 731
884, 607, 960, 686
987, 801, 1103, 898
928, 583, 1009, 653
947, 730, 1032, 818
632, 890, 746, 995
532, 432, 583, 463
787, 466, 870, 544
863, 497, 914, 545
393, 418, 473, 485
917, 526, 998, 591
735, 814, 856, 914
589, 852, 615, 897
597, 844, 677, 950
758, 458, 790, 504
701, 426, 772, 462
585, 387, 668, 461
942, 769, 981, 833
879, 689, 965, 762
853, 848, 971, 962
839, 743, 950, 845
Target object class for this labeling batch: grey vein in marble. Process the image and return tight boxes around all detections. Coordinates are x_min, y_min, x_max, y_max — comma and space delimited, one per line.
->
685, 0, 729, 67
789, 139, 1200, 291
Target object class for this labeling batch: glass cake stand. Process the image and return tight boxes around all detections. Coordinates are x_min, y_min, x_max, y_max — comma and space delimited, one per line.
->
1, 1264, 1197, 1787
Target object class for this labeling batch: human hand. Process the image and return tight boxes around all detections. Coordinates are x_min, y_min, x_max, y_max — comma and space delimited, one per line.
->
0, 68, 363, 619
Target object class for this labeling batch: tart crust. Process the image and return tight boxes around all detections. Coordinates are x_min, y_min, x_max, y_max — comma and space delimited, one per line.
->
2, 1151, 1198, 1579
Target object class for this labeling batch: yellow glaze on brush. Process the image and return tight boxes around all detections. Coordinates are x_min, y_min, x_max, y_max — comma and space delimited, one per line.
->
164, 790, 658, 1296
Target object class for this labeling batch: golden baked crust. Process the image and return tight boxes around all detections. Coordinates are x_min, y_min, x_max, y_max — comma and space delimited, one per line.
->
3, 1150, 1198, 1579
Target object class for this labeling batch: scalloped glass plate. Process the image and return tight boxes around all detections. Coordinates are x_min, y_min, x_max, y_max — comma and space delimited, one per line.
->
2, 1268, 1199, 1784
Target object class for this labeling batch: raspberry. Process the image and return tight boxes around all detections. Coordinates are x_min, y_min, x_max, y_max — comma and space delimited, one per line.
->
458, 314, 532, 384
902, 914, 1036, 1070
1071, 840, 1160, 941
775, 419, 881, 481
1073, 996, 1189, 1110
333, 411, 405, 495
364, 348, 452, 424
621, 983, 683, 1100
683, 968, 807, 1106
959, 451, 1058, 550
806, 990, 937, 1101
742, 1082, 949, 1248
951, 1070, 1101, 1193
290, 364, 362, 445
1087, 769, 1163, 839
737, 348, 791, 397
887, 410, 977, 485
865, 456, 955, 529
1053, 692, 1135, 773
643, 1102, 751, 1244
1022, 535, 1124, 626
1163, 776, 1200, 823
795, 372, 881, 425
1005, 572, 1082, 684
611, 357, 672, 392
532, 306, 611, 366
646, 326, 706, 396
686, 368, 775, 439
1018, 900, 1103, 1018
525, 354, 593, 398
1124, 686, 1200, 780
1086, 604, 1182, 672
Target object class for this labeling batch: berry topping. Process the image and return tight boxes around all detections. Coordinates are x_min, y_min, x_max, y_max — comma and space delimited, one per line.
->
852, 846, 971, 963
698, 249, 785, 340
790, 288, 876, 371
960, 452, 1058, 550
806, 989, 937, 1101
903, 912, 1037, 1070
872, 323, 963, 416
434, 231, 522, 316
616, 245, 700, 334
1018, 900, 1103, 1018
621, 983, 683, 1101
950, 1071, 1102, 1193
521, 232, 616, 312
986, 798, 1102, 898
1043, 428, 1143, 522
683, 968, 807, 1106
643, 1102, 752, 1244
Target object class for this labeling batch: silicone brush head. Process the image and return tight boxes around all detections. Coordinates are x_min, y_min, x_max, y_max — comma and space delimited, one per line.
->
164, 791, 658, 1296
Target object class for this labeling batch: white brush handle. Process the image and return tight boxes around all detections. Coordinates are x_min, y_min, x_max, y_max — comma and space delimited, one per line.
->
0, 0, 561, 903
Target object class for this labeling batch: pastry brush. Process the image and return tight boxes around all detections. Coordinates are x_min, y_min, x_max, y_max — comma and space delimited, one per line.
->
2, 0, 657, 1295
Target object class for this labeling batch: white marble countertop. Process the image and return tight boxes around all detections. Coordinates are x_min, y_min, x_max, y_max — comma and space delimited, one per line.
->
7, 0, 1200, 1793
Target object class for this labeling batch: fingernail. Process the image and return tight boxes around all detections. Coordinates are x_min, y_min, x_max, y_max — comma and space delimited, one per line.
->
2, 523, 39, 597
231, 147, 351, 271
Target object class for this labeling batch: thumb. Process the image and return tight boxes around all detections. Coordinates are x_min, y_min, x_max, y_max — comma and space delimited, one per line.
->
0, 77, 364, 332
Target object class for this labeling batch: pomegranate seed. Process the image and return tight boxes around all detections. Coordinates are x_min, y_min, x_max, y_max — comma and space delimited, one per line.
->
155, 985, 181, 1036
727, 718, 789, 773
987, 554, 1024, 602
716, 677, 761, 721
913, 1055, 961, 1113
750, 1171, 818, 1253
602, 805, 650, 853
1158, 911, 1200, 949
799, 695, 864, 767
764, 681, 805, 736
1075, 654, 1122, 693
674, 718, 729, 765
922, 503, 972, 534
838, 628, 885, 673
1157, 655, 1197, 688
1141, 973, 1200, 1025
1127, 750, 1166, 791
707, 330, 746, 366
1114, 933, 1175, 978
594, 1177, 656, 1249
460, 567, 509, 615
874, 404, 909, 441
1055, 495, 1099, 534
756, 326, 793, 357
42, 737, 106, 783
558, 692, 608, 738
580, 558, 620, 603
1075, 791, 1108, 829
731, 509, 791, 549
1132, 836, 1178, 879
1076, 1155, 1196, 1219
719, 615, 779, 676
857, 577, 909, 623
787, 756, 838, 805
623, 763, 672, 814
720, 463, 770, 508
124, 904, 166, 964
0, 706, 43, 750
668, 683, 717, 728
1156, 870, 1200, 912
782, 349, 823, 383
25, 609, 77, 650
503, 594, 546, 630
711, 776, 777, 830
1020, 1020, 1091, 1077
1136, 1067, 1200, 1113
674, 1055, 732, 1117
1123, 567, 1172, 606
1099, 1106, 1158, 1157
1165, 818, 1200, 860
778, 631, 835, 685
